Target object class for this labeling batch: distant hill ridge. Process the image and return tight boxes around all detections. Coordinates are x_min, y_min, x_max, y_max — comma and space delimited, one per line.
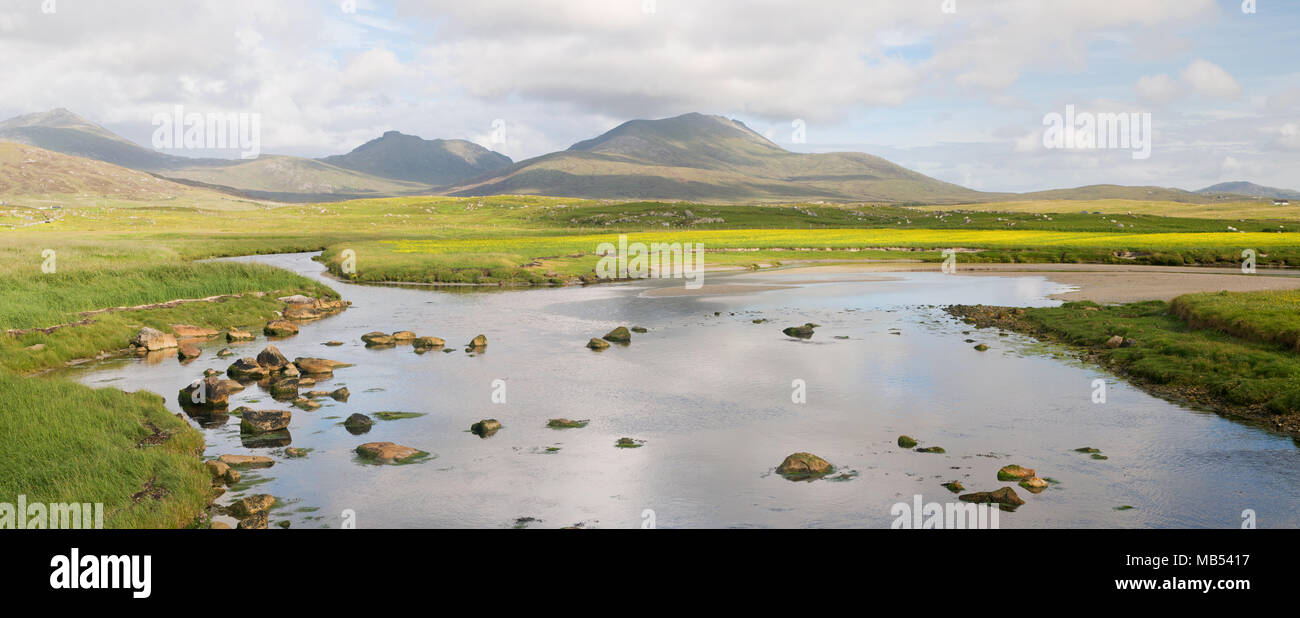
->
1195, 181, 1300, 200
320, 130, 512, 186
2, 108, 1296, 204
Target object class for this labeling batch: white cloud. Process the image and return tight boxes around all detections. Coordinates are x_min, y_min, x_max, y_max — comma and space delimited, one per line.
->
1180, 59, 1241, 98
0, 0, 1296, 192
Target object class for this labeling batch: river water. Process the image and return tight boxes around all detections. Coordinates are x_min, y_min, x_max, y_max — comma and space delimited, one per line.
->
62, 252, 1300, 528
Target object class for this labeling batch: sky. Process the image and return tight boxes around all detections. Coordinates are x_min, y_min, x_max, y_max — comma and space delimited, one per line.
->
0, 0, 1297, 192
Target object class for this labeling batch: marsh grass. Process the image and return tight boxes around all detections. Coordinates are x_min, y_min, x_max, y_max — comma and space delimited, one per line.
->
1020, 300, 1300, 414
1171, 290, 1300, 351
0, 371, 210, 528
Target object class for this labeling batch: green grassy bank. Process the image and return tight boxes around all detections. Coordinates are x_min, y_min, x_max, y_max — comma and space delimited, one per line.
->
0, 238, 337, 528
948, 296, 1300, 436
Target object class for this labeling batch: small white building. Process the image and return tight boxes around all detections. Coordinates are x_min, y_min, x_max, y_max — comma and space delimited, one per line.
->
1275, 199, 1291, 206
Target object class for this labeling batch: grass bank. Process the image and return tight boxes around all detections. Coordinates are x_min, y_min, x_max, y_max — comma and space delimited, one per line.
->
0, 370, 212, 528
1170, 290, 1300, 352
0, 235, 339, 528
947, 295, 1300, 436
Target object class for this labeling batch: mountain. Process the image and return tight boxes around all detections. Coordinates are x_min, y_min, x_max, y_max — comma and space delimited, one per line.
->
0, 141, 263, 211
0, 110, 509, 201
1195, 181, 1300, 200
157, 156, 432, 202
447, 113, 989, 203
0, 108, 196, 171
321, 131, 511, 186
11, 108, 1287, 206
1010, 184, 1233, 204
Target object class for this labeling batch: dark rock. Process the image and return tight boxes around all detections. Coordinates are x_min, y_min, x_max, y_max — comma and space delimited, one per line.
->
471, 419, 502, 437
239, 408, 292, 434
343, 413, 374, 434
959, 487, 1025, 507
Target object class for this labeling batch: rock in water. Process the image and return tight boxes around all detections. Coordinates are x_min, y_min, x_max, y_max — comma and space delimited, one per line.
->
217, 455, 274, 468
229, 494, 275, 519
467, 334, 488, 348
1019, 476, 1049, 491
392, 331, 417, 342
268, 379, 299, 400
547, 419, 589, 429
226, 357, 269, 380
256, 346, 290, 371
131, 327, 177, 351
205, 459, 231, 481
205, 460, 241, 485
178, 376, 242, 410
293, 357, 353, 375
355, 442, 425, 464
264, 320, 299, 337
997, 464, 1036, 481
362, 332, 396, 346
226, 328, 254, 342
586, 338, 611, 350
413, 336, 445, 351
959, 487, 1025, 507
471, 419, 502, 437
897, 435, 919, 448
782, 324, 816, 339
343, 413, 374, 434
776, 452, 832, 480
239, 408, 292, 434
602, 327, 632, 343
292, 397, 320, 411
237, 511, 268, 530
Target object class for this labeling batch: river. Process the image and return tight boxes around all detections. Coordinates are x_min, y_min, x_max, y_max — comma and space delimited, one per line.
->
61, 252, 1300, 529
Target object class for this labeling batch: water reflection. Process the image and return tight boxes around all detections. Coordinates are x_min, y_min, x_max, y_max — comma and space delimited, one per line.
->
57, 253, 1300, 529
